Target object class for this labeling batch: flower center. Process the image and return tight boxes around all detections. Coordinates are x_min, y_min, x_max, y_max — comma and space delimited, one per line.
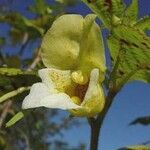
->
74, 83, 89, 101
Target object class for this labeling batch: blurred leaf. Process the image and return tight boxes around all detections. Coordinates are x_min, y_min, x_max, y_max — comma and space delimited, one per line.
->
5, 56, 21, 68
6, 111, 24, 127
28, 0, 52, 15
0, 68, 35, 76
123, 0, 138, 24
129, 116, 150, 126
56, 0, 76, 6
118, 145, 150, 150
135, 16, 150, 31
111, 0, 126, 18
0, 76, 11, 86
0, 86, 30, 103
0, 13, 44, 37
81, 0, 111, 27
0, 37, 5, 47
0, 68, 23, 76
0, 136, 6, 150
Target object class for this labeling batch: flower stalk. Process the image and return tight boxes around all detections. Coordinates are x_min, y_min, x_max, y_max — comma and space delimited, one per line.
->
89, 86, 118, 150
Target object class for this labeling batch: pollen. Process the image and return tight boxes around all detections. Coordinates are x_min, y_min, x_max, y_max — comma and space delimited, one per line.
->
71, 70, 88, 85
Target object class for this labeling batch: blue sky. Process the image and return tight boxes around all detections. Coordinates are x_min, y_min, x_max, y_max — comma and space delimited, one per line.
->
0, 0, 150, 150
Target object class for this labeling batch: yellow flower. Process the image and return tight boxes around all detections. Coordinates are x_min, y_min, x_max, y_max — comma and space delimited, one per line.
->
22, 14, 106, 117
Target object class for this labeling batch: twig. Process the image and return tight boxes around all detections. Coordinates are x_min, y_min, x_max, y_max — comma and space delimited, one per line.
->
19, 32, 29, 56
27, 48, 41, 71
0, 101, 12, 129
0, 86, 30, 103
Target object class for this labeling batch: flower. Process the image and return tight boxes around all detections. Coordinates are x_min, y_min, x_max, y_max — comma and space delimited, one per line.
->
22, 68, 105, 117
22, 14, 106, 117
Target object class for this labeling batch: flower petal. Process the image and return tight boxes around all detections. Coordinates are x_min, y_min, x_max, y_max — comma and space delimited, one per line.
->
82, 68, 100, 104
38, 68, 75, 94
69, 69, 105, 117
41, 14, 83, 70
22, 83, 80, 110
80, 69, 105, 115
79, 14, 106, 81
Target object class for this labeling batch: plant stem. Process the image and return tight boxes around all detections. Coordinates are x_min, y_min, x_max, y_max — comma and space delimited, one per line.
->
89, 89, 117, 150
89, 118, 101, 150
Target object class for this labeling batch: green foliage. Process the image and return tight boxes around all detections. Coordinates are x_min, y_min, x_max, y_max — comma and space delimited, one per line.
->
123, 0, 138, 24
111, 0, 125, 18
0, 68, 29, 76
135, 16, 150, 31
130, 116, 150, 126
56, 0, 76, 6
108, 25, 150, 87
28, 0, 52, 15
0, 37, 5, 47
6, 111, 24, 127
119, 145, 150, 150
81, 0, 111, 27
0, 87, 30, 103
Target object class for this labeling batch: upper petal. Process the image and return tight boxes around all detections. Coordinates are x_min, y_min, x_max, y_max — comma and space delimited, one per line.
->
41, 14, 106, 77
79, 14, 106, 81
41, 14, 83, 70
22, 83, 80, 110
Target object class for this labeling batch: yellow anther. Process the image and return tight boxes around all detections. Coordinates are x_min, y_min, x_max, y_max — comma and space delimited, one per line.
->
71, 71, 88, 85
71, 96, 81, 105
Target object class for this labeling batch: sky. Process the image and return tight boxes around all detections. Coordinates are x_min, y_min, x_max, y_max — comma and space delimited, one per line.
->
0, 0, 150, 150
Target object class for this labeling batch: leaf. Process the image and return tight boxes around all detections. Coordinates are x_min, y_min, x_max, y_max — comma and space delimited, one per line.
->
0, 76, 11, 86
118, 145, 150, 150
0, 12, 44, 37
108, 25, 150, 88
123, 0, 138, 24
6, 112, 24, 127
81, 0, 111, 27
129, 116, 150, 126
0, 87, 30, 103
135, 16, 150, 31
111, 0, 126, 18
28, 0, 51, 15
0, 37, 5, 46
56, 0, 76, 6
0, 68, 23, 76
0, 67, 35, 76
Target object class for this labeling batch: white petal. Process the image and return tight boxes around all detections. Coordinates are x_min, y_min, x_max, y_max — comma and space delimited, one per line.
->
81, 68, 100, 105
22, 83, 80, 110
38, 68, 73, 93
38, 68, 55, 90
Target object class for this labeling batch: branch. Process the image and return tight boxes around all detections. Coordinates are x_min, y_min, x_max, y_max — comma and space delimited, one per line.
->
89, 83, 117, 150
0, 101, 12, 129
27, 48, 41, 71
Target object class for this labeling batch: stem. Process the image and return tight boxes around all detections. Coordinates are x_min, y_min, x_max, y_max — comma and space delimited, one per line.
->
88, 89, 117, 150
89, 118, 101, 150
